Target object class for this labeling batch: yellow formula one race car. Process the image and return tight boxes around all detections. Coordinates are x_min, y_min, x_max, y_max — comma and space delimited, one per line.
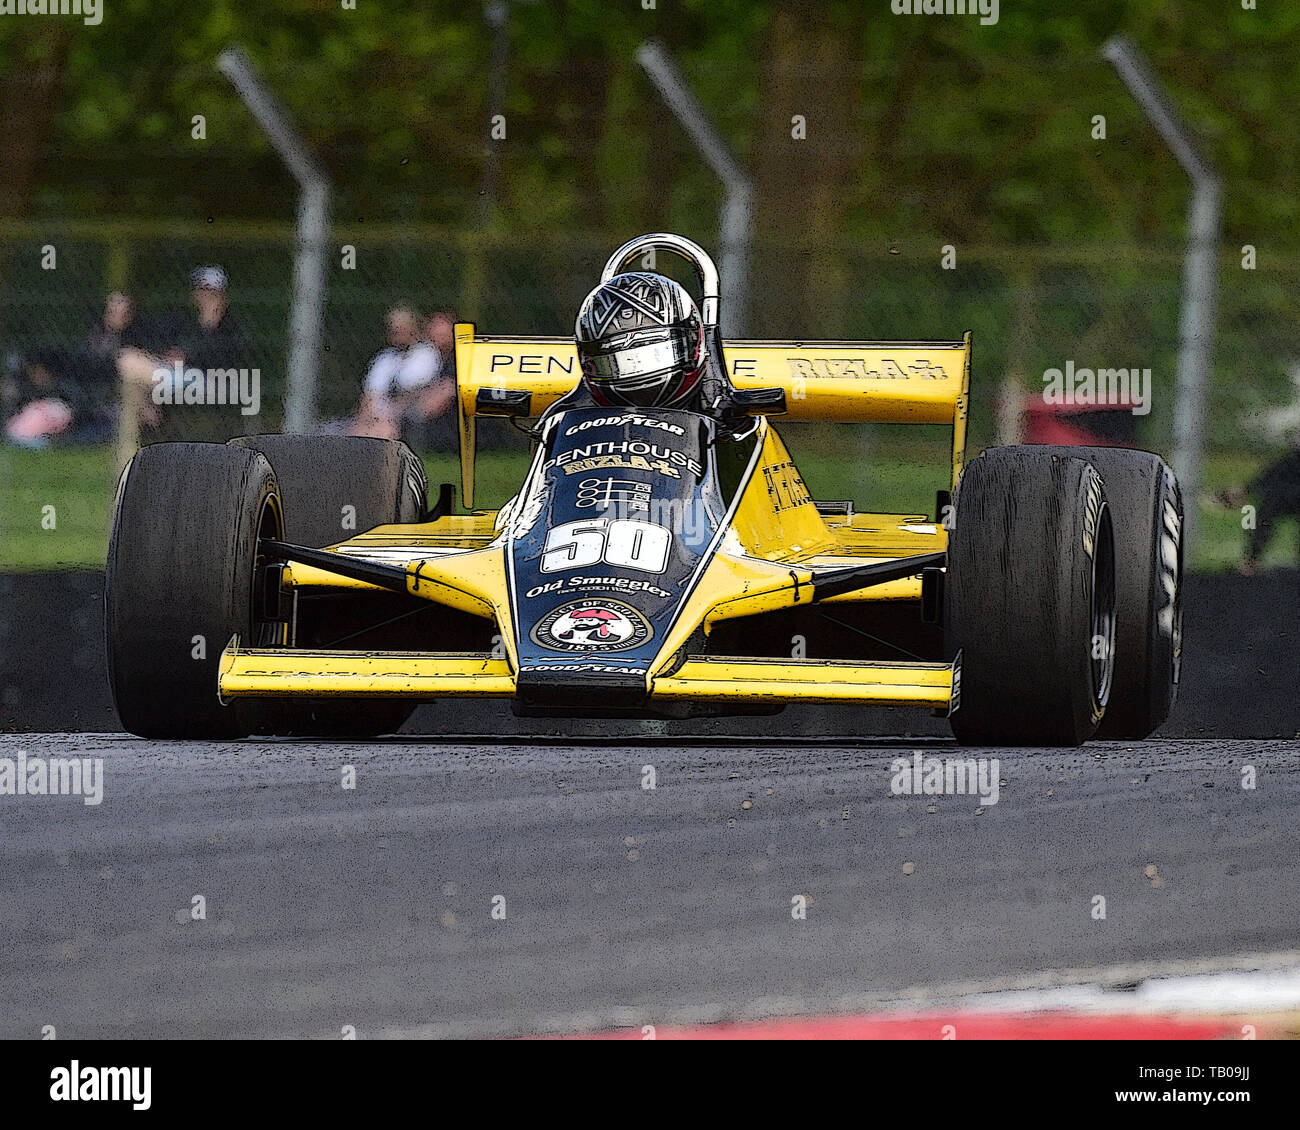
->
106, 234, 1183, 745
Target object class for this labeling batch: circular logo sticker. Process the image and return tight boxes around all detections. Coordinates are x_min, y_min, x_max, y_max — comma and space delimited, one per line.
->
530, 598, 654, 653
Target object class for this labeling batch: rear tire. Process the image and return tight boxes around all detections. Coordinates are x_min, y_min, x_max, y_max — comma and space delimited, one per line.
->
227, 434, 429, 737
228, 434, 426, 547
1029, 447, 1183, 738
106, 443, 284, 739
945, 446, 1116, 746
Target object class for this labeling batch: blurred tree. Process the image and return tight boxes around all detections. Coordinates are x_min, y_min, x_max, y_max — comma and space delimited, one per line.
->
0, 27, 71, 218
752, 1, 864, 335
0, 0, 1292, 253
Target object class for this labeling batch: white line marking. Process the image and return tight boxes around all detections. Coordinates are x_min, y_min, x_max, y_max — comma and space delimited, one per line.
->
366, 949, 1300, 1039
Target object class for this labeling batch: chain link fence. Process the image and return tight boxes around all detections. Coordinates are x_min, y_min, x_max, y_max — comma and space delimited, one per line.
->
2, 221, 1298, 567
3, 221, 1297, 439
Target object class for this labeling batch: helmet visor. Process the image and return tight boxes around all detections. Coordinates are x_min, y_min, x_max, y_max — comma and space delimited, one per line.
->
581, 327, 697, 395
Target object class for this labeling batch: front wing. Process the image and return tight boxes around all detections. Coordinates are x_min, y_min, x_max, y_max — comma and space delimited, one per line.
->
219, 644, 954, 709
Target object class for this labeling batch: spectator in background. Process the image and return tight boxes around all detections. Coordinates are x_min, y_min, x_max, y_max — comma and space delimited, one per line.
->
426, 309, 457, 379
349, 304, 454, 448
118, 265, 255, 442
4, 292, 147, 445
421, 309, 459, 450
79, 290, 148, 441
1217, 362, 1300, 574
4, 349, 79, 447
85, 291, 145, 358
85, 291, 147, 369
168, 267, 250, 377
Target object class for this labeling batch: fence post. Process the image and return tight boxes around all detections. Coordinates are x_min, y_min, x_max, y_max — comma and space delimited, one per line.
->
218, 47, 332, 434
1102, 35, 1222, 551
636, 39, 752, 337
998, 265, 1036, 446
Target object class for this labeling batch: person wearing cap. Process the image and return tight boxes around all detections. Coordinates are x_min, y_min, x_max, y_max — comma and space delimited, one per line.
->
168, 266, 251, 382
117, 265, 254, 444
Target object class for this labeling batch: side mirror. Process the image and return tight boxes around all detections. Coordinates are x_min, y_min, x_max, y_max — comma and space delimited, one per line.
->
731, 386, 787, 416
476, 387, 532, 418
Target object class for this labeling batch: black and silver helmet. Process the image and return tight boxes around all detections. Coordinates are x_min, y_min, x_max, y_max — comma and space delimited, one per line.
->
574, 272, 707, 409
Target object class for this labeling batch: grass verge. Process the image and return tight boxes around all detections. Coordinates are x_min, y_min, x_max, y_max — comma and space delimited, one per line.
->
1, 438, 1293, 572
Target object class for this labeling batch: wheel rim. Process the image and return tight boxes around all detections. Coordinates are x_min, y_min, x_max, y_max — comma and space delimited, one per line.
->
1090, 504, 1116, 712
1171, 494, 1184, 688
250, 492, 285, 647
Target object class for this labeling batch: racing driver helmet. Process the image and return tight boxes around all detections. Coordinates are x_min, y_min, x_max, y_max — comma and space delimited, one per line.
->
574, 272, 707, 409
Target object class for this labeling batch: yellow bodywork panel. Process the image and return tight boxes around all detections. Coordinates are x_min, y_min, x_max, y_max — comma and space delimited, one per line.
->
404, 546, 502, 620
652, 657, 952, 708
798, 514, 948, 603
219, 642, 515, 699
728, 425, 837, 562
218, 640, 950, 708
455, 327, 968, 424
642, 420, 944, 682
286, 514, 503, 593
645, 552, 816, 681
278, 526, 520, 670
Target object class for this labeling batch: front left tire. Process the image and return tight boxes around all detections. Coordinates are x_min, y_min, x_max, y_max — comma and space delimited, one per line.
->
945, 446, 1116, 746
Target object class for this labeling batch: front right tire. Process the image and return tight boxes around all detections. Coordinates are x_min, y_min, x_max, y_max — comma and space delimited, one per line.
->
106, 442, 284, 739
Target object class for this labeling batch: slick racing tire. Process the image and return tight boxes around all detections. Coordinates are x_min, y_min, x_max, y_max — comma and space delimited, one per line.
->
945, 446, 1116, 746
227, 434, 430, 737
106, 442, 285, 739
1029, 447, 1183, 739
228, 434, 427, 547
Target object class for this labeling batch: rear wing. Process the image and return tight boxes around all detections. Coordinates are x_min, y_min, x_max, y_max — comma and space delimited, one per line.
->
454, 323, 971, 507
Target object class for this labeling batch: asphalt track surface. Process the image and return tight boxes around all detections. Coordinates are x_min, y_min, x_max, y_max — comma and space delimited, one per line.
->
1, 734, 1297, 1038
